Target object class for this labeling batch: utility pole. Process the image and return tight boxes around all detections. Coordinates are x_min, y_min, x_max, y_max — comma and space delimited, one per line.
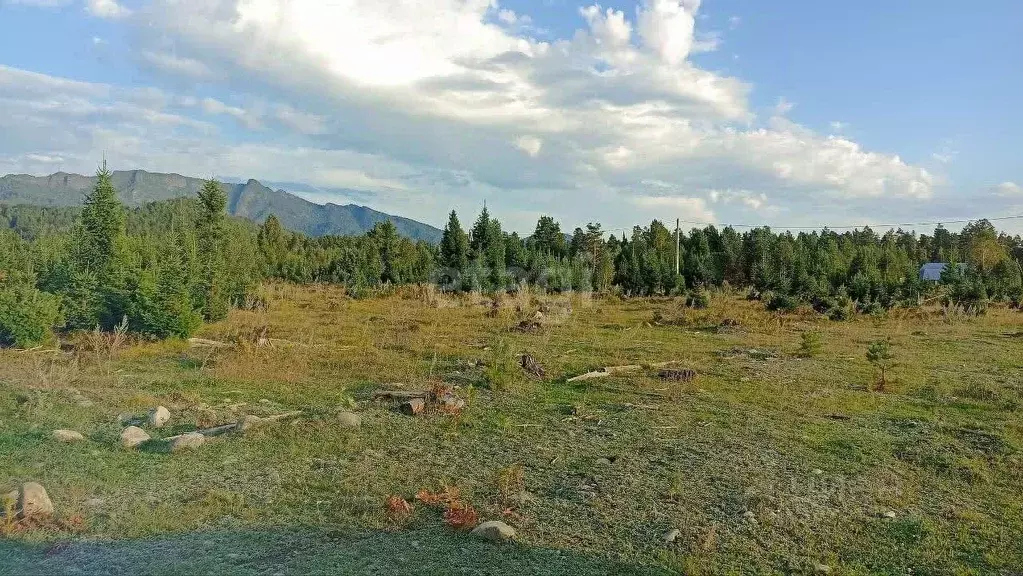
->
675, 218, 681, 275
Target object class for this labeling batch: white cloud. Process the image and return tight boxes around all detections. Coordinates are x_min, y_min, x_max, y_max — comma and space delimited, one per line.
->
995, 182, 1022, 196
708, 188, 769, 210
85, 0, 129, 18
773, 97, 795, 116
631, 194, 716, 222
931, 140, 958, 165
829, 121, 846, 132
636, 0, 701, 65
728, 16, 741, 30
515, 135, 543, 157
0, 0, 946, 232
197, 97, 262, 129
140, 51, 213, 79
274, 105, 327, 135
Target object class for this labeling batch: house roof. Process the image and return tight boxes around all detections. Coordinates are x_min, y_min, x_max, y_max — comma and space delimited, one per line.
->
919, 262, 967, 281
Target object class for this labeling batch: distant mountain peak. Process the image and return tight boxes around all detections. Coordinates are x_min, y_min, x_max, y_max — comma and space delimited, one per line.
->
0, 169, 442, 243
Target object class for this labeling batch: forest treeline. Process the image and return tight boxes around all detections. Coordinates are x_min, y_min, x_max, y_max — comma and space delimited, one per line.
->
2, 167, 1022, 347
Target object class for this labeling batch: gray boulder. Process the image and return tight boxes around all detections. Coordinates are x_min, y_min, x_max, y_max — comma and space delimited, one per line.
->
52, 429, 85, 443
149, 406, 171, 428
15, 482, 54, 519
471, 520, 516, 542
170, 432, 206, 452
121, 426, 151, 449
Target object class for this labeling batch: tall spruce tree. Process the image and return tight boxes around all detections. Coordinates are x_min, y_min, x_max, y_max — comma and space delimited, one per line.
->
439, 210, 469, 272
195, 178, 229, 320
80, 161, 125, 276
257, 214, 287, 275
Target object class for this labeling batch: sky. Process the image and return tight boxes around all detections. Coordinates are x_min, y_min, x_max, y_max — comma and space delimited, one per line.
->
1, 0, 1021, 234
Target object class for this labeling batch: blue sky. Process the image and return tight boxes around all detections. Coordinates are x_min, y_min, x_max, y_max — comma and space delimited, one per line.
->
1, 0, 1021, 234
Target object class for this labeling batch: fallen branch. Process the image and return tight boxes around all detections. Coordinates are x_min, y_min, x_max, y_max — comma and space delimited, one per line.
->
188, 338, 234, 349
567, 364, 644, 383
372, 390, 430, 401
567, 370, 611, 383
165, 410, 304, 441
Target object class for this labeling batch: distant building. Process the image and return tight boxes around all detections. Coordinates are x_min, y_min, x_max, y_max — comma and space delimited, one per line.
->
919, 262, 968, 282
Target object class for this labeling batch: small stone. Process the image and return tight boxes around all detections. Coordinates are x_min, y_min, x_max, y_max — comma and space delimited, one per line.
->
663, 528, 681, 543
884, 510, 897, 519
742, 510, 757, 524
170, 432, 206, 452
120, 426, 151, 449
149, 406, 171, 428
337, 411, 362, 429
812, 468, 824, 475
471, 520, 516, 542
16, 482, 54, 519
53, 429, 85, 443
814, 564, 832, 574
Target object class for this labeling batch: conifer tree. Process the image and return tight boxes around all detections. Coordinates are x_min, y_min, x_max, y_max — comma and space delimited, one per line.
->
439, 210, 469, 272
257, 214, 287, 275
195, 178, 229, 320
80, 161, 125, 276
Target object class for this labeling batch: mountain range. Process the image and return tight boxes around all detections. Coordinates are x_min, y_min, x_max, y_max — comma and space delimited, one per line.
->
0, 170, 442, 242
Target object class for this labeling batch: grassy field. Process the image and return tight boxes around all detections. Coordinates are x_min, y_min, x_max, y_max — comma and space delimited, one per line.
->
1, 284, 1022, 575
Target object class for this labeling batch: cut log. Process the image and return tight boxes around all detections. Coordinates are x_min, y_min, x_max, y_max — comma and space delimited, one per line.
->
401, 398, 426, 416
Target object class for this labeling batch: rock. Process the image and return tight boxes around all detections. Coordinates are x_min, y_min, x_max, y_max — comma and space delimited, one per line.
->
237, 415, 265, 433
812, 468, 824, 475
120, 426, 151, 449
16, 482, 54, 519
337, 411, 362, 428
742, 510, 758, 524
52, 429, 85, 443
814, 564, 832, 574
149, 406, 171, 428
170, 432, 206, 452
437, 394, 466, 412
663, 528, 681, 543
471, 520, 516, 542
884, 510, 897, 519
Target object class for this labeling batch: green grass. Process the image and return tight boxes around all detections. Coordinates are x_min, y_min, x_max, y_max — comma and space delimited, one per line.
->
1, 284, 1022, 574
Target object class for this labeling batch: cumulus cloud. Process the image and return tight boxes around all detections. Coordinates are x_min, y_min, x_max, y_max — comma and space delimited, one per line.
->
995, 182, 1022, 196
0, 0, 949, 232
85, 0, 129, 18
140, 51, 213, 79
